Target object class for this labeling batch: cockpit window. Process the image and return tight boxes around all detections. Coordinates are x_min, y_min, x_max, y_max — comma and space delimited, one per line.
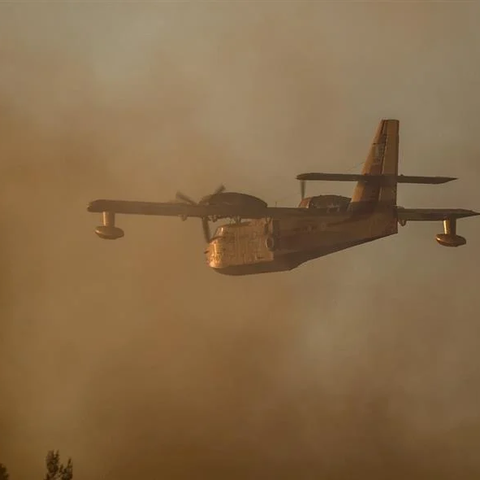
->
213, 226, 225, 237
212, 225, 233, 238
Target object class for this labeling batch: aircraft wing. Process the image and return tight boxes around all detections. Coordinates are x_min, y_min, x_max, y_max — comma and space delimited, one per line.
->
397, 208, 480, 222
87, 199, 347, 220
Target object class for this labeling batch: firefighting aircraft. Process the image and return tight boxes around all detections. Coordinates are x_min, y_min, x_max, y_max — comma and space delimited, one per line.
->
87, 119, 478, 275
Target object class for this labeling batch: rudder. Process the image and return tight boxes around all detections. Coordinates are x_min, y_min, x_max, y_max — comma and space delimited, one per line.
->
349, 119, 399, 210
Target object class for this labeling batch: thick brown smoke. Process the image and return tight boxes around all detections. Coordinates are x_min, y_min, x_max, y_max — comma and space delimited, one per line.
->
1, 3, 480, 479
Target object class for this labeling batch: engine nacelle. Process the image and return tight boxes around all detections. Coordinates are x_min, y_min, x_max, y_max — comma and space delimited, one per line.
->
95, 212, 124, 240
435, 218, 466, 247
200, 192, 267, 208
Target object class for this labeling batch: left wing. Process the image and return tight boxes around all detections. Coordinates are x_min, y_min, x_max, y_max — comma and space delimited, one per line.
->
397, 207, 479, 222
87, 199, 347, 220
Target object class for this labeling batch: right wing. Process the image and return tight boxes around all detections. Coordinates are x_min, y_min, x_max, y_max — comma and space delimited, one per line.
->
397, 208, 480, 222
87, 199, 347, 220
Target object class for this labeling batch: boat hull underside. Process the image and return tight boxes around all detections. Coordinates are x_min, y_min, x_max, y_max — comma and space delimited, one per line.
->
211, 235, 386, 276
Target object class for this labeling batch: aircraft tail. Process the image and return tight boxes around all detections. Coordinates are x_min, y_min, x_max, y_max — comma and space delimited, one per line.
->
348, 119, 399, 211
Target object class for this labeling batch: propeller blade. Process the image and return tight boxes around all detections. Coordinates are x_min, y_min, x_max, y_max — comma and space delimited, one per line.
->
175, 191, 197, 205
199, 184, 227, 205
201, 217, 211, 243
175, 186, 223, 242
213, 184, 226, 195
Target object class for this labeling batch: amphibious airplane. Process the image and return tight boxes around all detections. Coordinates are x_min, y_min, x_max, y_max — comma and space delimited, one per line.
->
87, 119, 479, 276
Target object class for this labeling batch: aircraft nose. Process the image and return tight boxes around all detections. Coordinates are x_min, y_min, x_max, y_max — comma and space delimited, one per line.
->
204, 242, 220, 268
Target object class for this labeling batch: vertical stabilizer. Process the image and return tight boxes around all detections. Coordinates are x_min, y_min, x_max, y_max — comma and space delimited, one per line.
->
349, 119, 399, 211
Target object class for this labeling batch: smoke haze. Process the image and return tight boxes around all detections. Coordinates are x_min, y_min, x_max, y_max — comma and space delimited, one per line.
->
1, 3, 480, 479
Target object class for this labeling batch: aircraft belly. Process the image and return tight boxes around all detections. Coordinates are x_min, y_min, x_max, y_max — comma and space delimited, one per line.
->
279, 223, 356, 252
212, 259, 296, 275
274, 212, 397, 267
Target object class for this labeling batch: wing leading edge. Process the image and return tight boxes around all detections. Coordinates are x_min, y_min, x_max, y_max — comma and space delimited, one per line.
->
87, 199, 346, 220
89, 201, 479, 222
397, 208, 480, 222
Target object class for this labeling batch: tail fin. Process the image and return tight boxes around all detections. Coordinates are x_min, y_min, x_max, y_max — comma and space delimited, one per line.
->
349, 119, 399, 211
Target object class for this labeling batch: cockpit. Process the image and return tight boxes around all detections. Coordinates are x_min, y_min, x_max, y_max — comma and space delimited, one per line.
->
298, 195, 351, 213
210, 225, 232, 241
210, 221, 251, 242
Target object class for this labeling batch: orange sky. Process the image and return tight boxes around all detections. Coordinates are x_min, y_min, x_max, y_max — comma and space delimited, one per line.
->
1, 3, 480, 479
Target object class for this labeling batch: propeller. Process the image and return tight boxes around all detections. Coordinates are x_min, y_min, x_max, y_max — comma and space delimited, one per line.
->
175, 191, 197, 205
174, 185, 226, 242
201, 184, 226, 202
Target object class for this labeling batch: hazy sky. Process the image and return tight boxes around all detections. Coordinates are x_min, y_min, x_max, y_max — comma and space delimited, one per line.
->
1, 3, 480, 479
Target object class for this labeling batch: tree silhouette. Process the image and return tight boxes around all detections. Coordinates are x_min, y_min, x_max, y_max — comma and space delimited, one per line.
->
0, 450, 72, 480
44, 451, 73, 480
0, 464, 9, 480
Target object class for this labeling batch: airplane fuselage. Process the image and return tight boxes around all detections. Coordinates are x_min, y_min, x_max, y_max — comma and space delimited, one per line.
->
205, 210, 397, 275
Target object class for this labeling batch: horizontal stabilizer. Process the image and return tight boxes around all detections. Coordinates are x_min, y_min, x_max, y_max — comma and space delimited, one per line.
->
397, 208, 480, 222
296, 173, 457, 184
